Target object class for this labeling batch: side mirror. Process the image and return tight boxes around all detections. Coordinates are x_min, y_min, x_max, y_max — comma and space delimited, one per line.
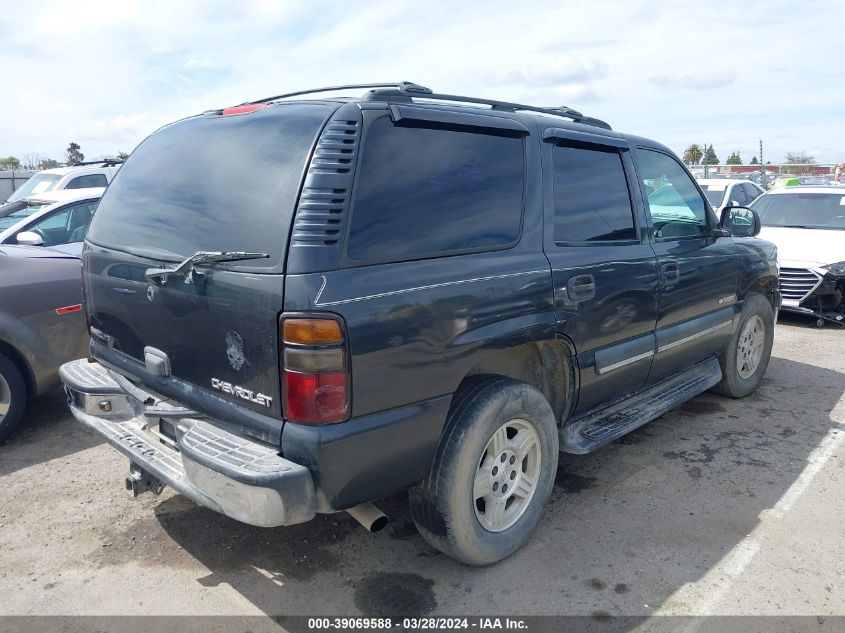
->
719, 206, 761, 238
16, 231, 44, 246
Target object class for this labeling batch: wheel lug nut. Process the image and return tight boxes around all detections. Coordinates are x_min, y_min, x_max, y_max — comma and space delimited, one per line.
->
510, 471, 516, 480
492, 482, 499, 491
492, 466, 498, 476
509, 455, 516, 465
502, 484, 508, 493
500, 454, 507, 463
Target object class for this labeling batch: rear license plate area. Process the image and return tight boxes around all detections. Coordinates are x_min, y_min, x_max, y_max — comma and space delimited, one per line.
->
158, 419, 179, 449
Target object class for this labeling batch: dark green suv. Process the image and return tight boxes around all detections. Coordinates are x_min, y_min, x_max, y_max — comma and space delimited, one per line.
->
60, 83, 779, 565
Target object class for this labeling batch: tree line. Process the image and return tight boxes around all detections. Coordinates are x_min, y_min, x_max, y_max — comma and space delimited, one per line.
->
682, 144, 817, 166
0, 142, 129, 171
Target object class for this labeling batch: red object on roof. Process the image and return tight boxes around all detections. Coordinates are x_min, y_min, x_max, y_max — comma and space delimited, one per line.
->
221, 104, 268, 116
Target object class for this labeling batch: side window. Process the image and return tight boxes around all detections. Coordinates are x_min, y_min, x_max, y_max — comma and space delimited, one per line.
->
19, 207, 72, 245
729, 184, 748, 206
65, 174, 108, 189
21, 201, 96, 245
67, 201, 97, 241
347, 117, 524, 261
637, 149, 709, 239
743, 183, 762, 203
553, 144, 636, 242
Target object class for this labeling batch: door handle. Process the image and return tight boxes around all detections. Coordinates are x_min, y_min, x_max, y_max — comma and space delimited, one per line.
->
661, 262, 680, 284
567, 274, 596, 301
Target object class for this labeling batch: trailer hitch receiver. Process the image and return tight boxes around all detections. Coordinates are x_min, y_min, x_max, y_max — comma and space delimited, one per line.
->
125, 462, 165, 497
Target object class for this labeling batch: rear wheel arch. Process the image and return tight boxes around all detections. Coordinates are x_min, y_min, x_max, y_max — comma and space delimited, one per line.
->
459, 338, 577, 426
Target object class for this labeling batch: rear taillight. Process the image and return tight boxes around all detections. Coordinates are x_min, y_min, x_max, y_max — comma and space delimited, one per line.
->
281, 316, 349, 424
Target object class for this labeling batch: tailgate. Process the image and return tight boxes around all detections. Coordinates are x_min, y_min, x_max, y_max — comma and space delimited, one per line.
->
82, 101, 338, 435
84, 245, 286, 420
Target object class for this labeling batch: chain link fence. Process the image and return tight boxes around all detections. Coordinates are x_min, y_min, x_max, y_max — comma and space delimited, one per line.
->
689, 164, 842, 186
0, 170, 35, 202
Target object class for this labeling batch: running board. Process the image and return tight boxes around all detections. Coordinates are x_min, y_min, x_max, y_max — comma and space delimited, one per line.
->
560, 357, 722, 454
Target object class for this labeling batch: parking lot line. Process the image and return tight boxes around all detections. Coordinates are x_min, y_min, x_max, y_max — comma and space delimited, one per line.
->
658, 399, 845, 621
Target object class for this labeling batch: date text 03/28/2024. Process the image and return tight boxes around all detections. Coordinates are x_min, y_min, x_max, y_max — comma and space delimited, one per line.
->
306, 617, 528, 630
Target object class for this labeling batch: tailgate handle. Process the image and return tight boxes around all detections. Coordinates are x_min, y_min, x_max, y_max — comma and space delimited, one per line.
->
144, 404, 205, 419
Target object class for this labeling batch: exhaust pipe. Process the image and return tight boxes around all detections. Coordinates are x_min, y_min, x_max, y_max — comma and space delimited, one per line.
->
346, 502, 389, 533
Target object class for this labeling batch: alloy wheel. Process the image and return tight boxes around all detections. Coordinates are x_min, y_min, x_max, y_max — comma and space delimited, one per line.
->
0, 373, 10, 422
737, 315, 765, 379
473, 418, 542, 532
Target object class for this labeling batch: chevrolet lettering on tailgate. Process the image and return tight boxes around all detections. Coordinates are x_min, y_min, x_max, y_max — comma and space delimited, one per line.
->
210, 377, 273, 408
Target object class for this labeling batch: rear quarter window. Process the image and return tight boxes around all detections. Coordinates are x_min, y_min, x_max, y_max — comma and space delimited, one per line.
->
65, 174, 108, 189
346, 117, 525, 262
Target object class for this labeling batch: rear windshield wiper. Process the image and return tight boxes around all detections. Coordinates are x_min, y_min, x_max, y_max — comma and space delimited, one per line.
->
144, 251, 269, 285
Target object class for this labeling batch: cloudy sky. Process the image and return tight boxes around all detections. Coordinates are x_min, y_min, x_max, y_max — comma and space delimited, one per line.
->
2, 0, 843, 165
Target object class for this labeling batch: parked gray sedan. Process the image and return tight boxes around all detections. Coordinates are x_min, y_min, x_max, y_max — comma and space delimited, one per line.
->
0, 245, 88, 442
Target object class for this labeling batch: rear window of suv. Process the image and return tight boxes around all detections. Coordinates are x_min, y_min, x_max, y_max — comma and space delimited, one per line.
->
87, 103, 333, 269
346, 117, 525, 262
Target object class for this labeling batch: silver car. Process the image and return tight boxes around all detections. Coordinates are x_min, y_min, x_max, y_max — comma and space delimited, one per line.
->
698, 178, 765, 213
0, 188, 104, 256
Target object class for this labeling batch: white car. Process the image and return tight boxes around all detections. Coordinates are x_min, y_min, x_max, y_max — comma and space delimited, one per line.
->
0, 188, 104, 257
699, 178, 765, 212
752, 186, 845, 325
2, 161, 120, 205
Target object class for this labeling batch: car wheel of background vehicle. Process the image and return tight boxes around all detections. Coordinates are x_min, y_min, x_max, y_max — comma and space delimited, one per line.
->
0, 353, 27, 444
409, 376, 558, 566
711, 293, 774, 398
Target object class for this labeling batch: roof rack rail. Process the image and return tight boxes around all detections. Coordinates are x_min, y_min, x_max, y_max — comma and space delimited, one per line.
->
364, 88, 612, 130
248, 82, 433, 105
73, 159, 124, 167
247, 82, 611, 130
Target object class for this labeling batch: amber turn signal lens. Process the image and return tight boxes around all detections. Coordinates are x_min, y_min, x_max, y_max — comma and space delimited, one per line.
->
283, 318, 343, 345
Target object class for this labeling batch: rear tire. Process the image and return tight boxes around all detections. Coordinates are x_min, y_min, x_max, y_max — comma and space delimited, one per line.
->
409, 377, 558, 566
712, 294, 774, 398
0, 353, 27, 444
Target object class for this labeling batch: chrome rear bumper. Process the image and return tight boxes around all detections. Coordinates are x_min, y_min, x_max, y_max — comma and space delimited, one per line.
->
59, 359, 315, 527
